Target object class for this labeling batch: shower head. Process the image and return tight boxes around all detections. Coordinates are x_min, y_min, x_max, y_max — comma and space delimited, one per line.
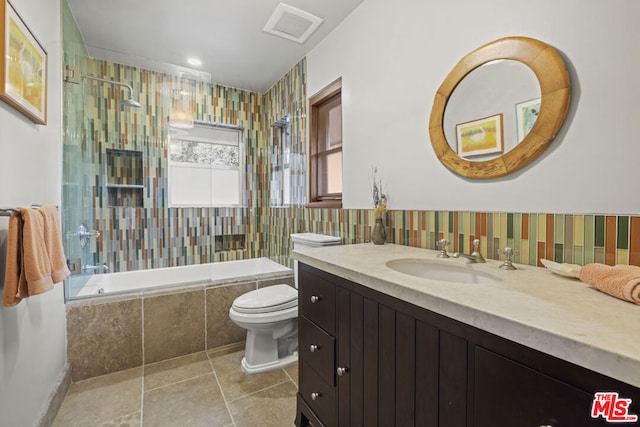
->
120, 98, 142, 108
271, 114, 290, 128
81, 74, 142, 108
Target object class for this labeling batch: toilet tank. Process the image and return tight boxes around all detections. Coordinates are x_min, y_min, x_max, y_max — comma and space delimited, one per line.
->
291, 233, 341, 288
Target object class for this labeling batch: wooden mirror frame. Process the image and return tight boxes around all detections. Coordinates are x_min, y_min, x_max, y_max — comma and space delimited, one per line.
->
428, 36, 571, 179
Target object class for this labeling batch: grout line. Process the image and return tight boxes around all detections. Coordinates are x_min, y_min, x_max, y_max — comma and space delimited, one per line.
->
282, 365, 298, 386
144, 350, 210, 368
144, 371, 216, 393
224, 378, 294, 404
207, 353, 237, 426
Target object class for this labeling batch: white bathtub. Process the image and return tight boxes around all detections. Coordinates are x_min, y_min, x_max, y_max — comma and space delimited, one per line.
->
74, 257, 292, 298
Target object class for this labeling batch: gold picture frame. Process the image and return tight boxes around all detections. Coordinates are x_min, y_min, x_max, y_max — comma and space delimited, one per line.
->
0, 0, 47, 124
456, 114, 503, 158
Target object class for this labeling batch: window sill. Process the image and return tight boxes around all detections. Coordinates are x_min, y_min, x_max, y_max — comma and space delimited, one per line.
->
305, 201, 342, 209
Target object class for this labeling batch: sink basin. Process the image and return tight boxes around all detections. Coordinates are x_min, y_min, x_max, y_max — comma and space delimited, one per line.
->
386, 258, 502, 284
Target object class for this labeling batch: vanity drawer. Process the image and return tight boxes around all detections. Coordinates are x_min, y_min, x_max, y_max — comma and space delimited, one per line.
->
301, 359, 336, 427
299, 265, 336, 334
300, 316, 336, 385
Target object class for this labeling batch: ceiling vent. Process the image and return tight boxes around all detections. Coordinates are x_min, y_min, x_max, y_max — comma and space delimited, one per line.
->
263, 3, 323, 44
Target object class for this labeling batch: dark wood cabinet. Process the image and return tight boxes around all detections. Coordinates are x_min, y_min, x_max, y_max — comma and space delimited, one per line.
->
335, 287, 440, 426
473, 347, 609, 426
295, 263, 640, 427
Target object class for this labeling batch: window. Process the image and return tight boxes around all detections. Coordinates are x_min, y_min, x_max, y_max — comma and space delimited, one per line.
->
308, 79, 342, 208
168, 122, 244, 207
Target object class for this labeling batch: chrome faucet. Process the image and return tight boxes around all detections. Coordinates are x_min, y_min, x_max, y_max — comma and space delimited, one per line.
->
436, 239, 450, 258
497, 247, 518, 270
452, 239, 485, 263
82, 263, 109, 273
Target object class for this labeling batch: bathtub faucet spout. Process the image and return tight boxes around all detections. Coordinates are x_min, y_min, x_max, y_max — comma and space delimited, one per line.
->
82, 263, 109, 274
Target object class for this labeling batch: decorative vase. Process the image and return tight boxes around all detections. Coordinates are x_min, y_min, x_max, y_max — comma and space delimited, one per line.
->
372, 218, 386, 245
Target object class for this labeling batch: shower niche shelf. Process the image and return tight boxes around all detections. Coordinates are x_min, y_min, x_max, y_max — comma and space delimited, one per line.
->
105, 149, 144, 207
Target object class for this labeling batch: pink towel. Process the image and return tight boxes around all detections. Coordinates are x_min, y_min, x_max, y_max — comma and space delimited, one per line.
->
579, 263, 640, 305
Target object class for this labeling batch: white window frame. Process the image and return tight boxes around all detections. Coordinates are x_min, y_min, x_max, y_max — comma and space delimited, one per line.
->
168, 121, 245, 208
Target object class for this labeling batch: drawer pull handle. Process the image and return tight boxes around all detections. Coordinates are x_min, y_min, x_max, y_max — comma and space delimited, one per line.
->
311, 392, 321, 401
310, 295, 320, 303
337, 367, 349, 376
309, 344, 320, 352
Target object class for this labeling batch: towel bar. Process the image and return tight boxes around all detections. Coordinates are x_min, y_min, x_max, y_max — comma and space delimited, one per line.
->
0, 206, 58, 216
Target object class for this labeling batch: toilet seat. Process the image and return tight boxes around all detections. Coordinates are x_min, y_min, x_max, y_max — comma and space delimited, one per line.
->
232, 284, 298, 314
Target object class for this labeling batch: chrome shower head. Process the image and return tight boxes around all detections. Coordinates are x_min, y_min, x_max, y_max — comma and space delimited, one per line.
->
271, 114, 290, 128
82, 74, 142, 108
120, 98, 142, 108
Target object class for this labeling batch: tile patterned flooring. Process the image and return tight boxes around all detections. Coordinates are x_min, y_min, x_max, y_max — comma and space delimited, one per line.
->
53, 346, 298, 427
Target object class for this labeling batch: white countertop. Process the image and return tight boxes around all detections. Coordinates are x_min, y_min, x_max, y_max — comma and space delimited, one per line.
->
293, 243, 640, 388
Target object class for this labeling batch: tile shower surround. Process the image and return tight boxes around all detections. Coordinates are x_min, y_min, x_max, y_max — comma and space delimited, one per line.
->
62, 56, 307, 271
66, 274, 294, 381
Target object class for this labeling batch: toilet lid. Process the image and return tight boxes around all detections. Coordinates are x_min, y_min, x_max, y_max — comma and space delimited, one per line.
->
232, 284, 298, 314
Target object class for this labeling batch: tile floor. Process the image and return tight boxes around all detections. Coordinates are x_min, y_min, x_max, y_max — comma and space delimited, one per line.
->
53, 346, 298, 427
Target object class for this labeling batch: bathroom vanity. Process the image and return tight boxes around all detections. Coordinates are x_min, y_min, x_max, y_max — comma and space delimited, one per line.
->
293, 244, 640, 427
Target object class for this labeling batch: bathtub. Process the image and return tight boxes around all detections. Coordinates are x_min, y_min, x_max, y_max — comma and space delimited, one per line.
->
74, 257, 292, 298
65, 257, 295, 380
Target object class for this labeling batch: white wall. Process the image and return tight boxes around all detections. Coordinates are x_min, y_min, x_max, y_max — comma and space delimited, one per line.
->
307, 0, 640, 215
0, 0, 66, 425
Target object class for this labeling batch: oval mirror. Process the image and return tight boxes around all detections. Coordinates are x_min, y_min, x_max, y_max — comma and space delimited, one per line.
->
429, 36, 571, 179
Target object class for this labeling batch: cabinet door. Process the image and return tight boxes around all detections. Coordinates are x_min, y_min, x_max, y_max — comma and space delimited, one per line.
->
415, 320, 439, 427
337, 285, 439, 427
336, 287, 364, 426
337, 287, 384, 426
474, 347, 611, 426
439, 331, 468, 427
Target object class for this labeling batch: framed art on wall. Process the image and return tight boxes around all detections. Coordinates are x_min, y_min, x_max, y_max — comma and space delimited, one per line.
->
456, 114, 503, 158
515, 97, 540, 143
0, 0, 47, 124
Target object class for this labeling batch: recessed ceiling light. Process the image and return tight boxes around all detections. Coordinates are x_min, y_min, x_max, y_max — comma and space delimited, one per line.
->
187, 58, 202, 67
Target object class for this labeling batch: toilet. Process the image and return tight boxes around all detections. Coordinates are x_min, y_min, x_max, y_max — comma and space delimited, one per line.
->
229, 284, 299, 374
229, 233, 341, 374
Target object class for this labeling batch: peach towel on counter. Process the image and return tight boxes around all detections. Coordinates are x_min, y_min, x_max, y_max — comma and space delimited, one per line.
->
578, 263, 640, 305
2, 206, 70, 307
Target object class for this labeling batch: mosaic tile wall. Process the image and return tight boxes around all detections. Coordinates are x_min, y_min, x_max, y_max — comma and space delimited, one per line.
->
63, 7, 639, 277
265, 208, 640, 268
62, 26, 309, 272
63, 51, 273, 270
